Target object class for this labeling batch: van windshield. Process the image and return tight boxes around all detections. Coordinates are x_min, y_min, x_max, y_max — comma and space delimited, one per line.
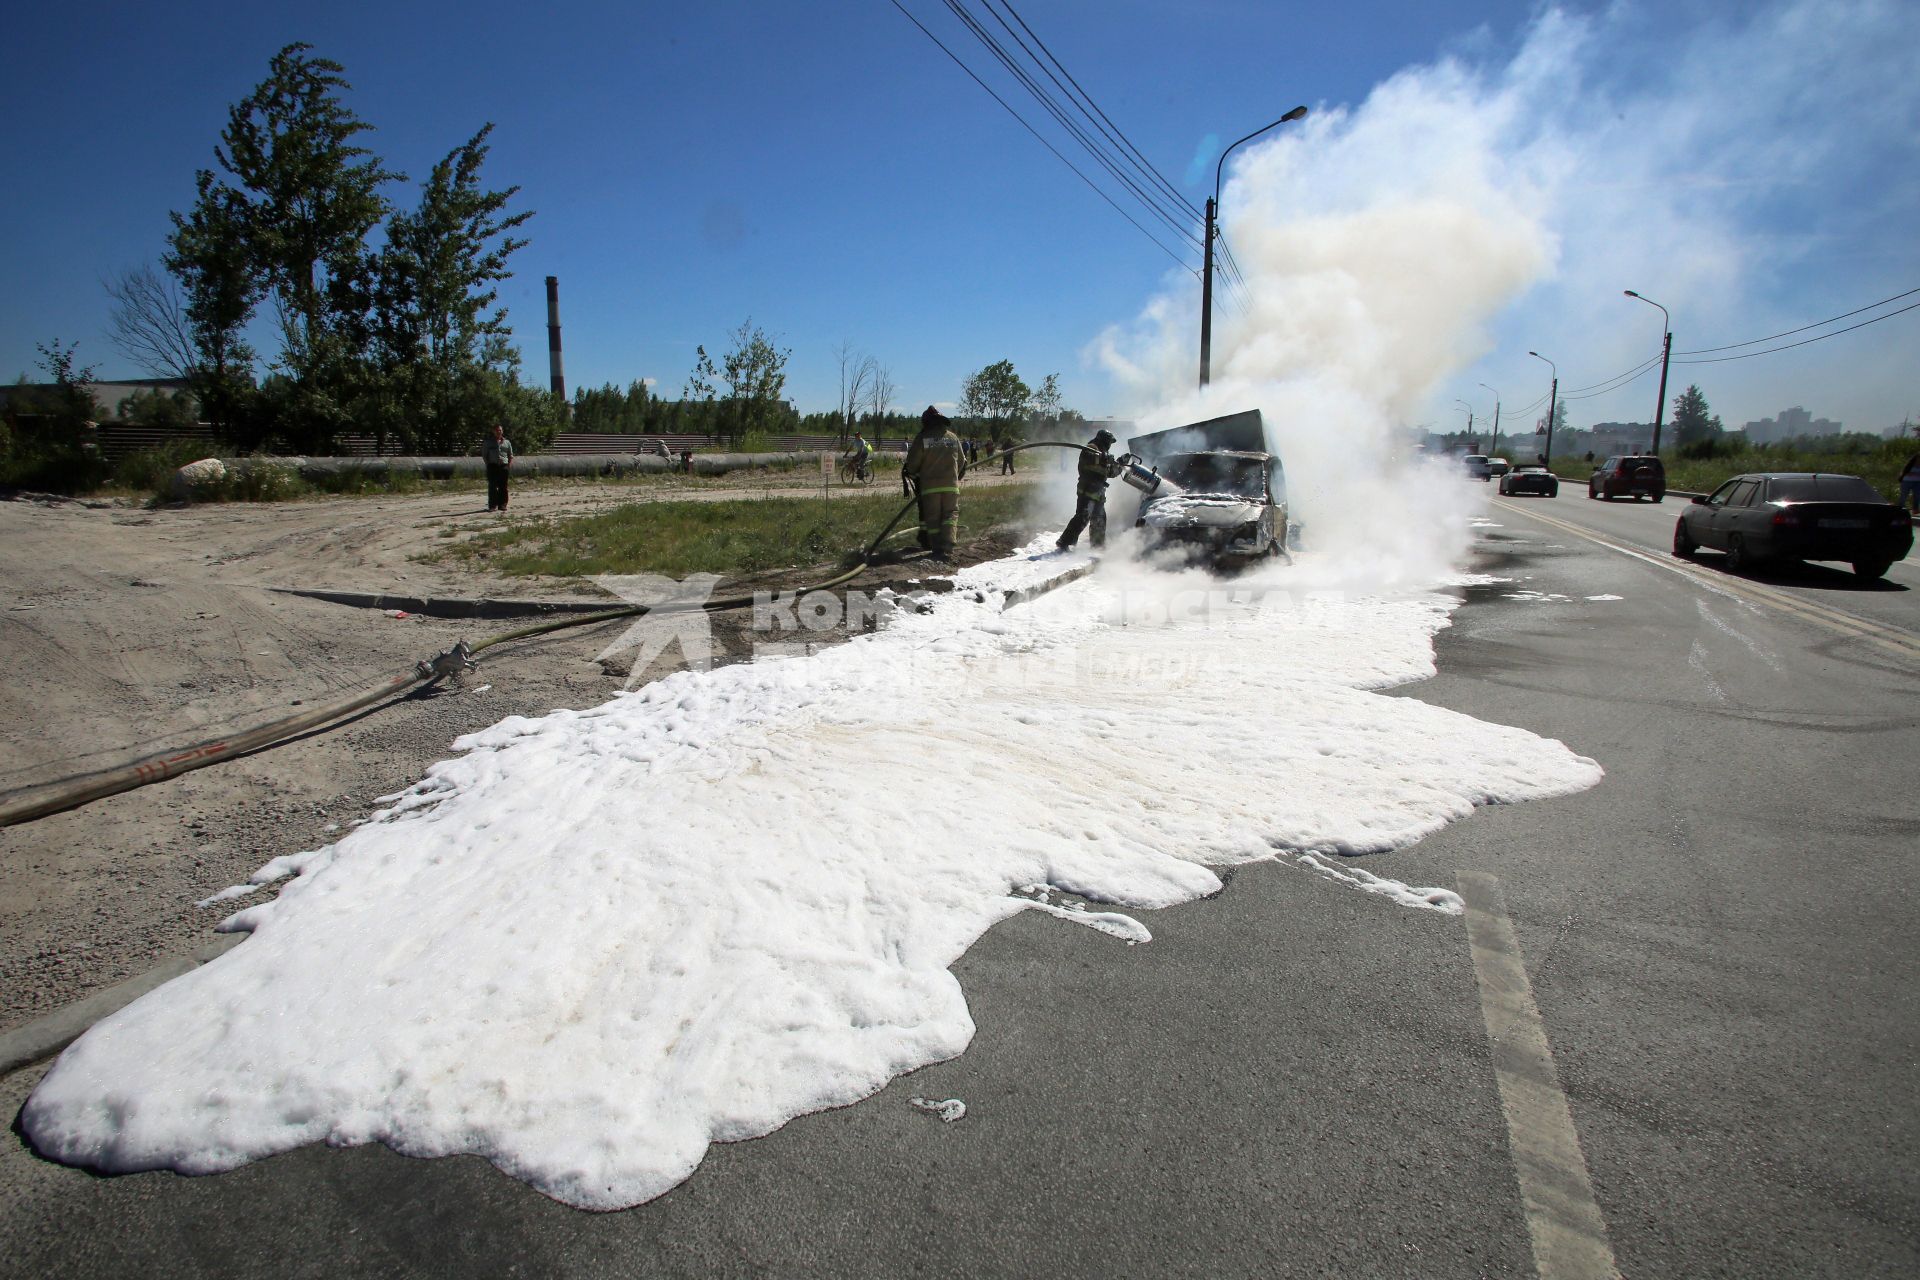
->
1158, 453, 1268, 498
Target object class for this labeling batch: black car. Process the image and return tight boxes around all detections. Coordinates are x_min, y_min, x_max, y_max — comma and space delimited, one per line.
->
1672, 472, 1913, 579
1498, 464, 1559, 497
1589, 454, 1666, 501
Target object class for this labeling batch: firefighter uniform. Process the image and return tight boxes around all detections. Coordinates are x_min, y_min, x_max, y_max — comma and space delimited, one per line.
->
1058, 429, 1123, 550
903, 406, 968, 557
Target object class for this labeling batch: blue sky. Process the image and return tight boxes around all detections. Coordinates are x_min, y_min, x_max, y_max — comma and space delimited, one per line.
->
4, 1, 1915, 433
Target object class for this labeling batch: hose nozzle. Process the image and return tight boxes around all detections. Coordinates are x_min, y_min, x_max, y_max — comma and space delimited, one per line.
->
417, 639, 477, 684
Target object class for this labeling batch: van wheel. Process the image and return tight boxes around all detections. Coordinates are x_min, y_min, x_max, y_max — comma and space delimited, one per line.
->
1587, 483, 1597, 500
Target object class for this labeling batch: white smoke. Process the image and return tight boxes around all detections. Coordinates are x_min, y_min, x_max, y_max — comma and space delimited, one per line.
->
1083, 0, 1920, 570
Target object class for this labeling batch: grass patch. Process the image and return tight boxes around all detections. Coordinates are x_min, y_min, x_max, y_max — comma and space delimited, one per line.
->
428, 484, 1038, 578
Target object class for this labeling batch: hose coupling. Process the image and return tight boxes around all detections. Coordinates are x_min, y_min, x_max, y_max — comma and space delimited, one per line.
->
417, 639, 477, 684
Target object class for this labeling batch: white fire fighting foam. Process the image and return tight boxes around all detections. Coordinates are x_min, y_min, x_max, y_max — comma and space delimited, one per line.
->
22, 541, 1600, 1210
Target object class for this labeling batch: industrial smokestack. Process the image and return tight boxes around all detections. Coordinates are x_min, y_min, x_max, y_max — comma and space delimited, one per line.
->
545, 276, 568, 413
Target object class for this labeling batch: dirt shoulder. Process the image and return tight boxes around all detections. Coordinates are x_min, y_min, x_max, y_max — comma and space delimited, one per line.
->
0, 481, 1044, 1031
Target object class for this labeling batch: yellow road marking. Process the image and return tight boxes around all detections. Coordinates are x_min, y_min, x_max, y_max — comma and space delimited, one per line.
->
1493, 498, 1920, 664
1459, 872, 1621, 1280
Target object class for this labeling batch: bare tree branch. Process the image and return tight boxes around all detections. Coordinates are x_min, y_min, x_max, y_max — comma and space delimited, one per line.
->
103, 265, 196, 380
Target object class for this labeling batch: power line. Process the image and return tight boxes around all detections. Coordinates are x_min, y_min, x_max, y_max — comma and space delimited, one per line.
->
1563, 360, 1660, 402
1561, 351, 1663, 397
985, 0, 1201, 221
1674, 298, 1920, 365
940, 0, 1202, 252
886, 0, 1195, 270
1675, 285, 1920, 355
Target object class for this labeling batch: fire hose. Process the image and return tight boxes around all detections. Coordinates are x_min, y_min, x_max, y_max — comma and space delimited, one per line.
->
0, 442, 1108, 829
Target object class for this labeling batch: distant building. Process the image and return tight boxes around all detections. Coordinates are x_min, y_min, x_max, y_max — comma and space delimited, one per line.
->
1585, 421, 1655, 454
0, 377, 192, 420
1742, 406, 1842, 444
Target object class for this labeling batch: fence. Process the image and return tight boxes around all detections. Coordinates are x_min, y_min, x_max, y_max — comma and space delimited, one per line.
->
91, 424, 913, 462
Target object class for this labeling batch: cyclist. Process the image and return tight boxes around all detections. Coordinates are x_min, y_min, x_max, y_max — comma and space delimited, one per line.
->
843, 431, 874, 482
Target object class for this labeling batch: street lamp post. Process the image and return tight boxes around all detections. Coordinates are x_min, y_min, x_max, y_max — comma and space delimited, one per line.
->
1528, 351, 1558, 467
1201, 105, 1308, 388
1624, 290, 1672, 455
1454, 398, 1476, 446
1479, 382, 1501, 457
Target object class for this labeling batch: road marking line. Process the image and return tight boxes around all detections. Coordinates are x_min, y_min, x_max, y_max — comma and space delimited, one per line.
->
1492, 499, 1920, 664
1458, 871, 1620, 1280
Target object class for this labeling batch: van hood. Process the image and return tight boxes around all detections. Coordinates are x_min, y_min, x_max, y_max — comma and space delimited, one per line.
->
1139, 493, 1265, 529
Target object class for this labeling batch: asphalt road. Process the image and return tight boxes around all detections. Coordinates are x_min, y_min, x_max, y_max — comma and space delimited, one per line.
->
2, 492, 1915, 1278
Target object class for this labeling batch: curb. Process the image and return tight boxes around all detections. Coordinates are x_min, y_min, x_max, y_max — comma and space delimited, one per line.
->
269, 587, 620, 619
0, 933, 244, 1078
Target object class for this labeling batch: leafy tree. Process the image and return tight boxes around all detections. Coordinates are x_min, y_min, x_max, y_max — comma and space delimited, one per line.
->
214, 43, 399, 374
960, 359, 1030, 443
716, 319, 790, 445
116, 388, 198, 429
164, 174, 261, 439
35, 340, 100, 426
366, 124, 533, 453
1669, 384, 1723, 449
1534, 401, 1568, 436
1030, 372, 1063, 437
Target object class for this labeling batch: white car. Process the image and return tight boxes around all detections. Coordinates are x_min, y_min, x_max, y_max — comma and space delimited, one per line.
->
1462, 454, 1492, 481
1487, 457, 1512, 477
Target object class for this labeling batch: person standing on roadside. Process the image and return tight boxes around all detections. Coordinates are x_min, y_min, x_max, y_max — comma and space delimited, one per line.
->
483, 423, 514, 512
1901, 451, 1920, 512
902, 406, 968, 559
999, 438, 1016, 475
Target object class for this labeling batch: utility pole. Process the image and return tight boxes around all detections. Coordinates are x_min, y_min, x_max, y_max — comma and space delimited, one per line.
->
1200, 105, 1307, 389
1652, 329, 1672, 455
1544, 376, 1557, 465
1529, 351, 1557, 467
1625, 291, 1672, 455
1200, 197, 1216, 388
1479, 382, 1501, 457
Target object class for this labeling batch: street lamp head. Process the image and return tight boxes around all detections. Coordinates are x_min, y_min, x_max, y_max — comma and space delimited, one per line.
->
1281, 105, 1308, 122
1624, 289, 1640, 298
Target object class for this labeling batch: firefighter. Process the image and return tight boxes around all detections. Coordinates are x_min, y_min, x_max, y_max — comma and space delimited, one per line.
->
1057, 428, 1125, 550
902, 406, 968, 559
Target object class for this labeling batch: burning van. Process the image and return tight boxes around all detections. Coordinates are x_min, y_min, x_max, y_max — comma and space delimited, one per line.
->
1122, 410, 1289, 566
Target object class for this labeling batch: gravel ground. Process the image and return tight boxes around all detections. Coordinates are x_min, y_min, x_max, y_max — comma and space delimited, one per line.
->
0, 479, 1041, 1031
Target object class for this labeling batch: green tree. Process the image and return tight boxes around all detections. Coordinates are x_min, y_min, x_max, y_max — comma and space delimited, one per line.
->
367, 124, 533, 453
1669, 384, 1723, 448
164, 174, 261, 440
960, 359, 1030, 444
116, 388, 198, 429
1030, 372, 1064, 438
716, 319, 791, 445
215, 43, 399, 372
34, 340, 100, 426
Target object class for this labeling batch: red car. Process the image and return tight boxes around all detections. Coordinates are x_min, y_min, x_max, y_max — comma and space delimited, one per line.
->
1589, 454, 1666, 502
